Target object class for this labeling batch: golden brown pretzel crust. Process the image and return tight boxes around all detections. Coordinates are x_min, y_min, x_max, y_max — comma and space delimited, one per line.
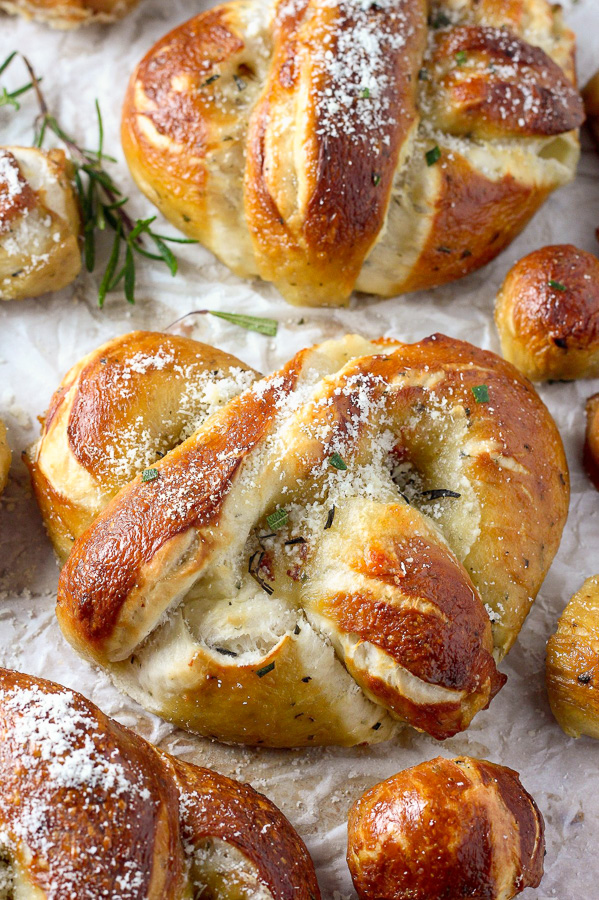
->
0, 420, 9, 495
583, 70, 599, 150
546, 576, 599, 740
347, 756, 545, 900
0, 0, 140, 27
33, 332, 569, 747
495, 245, 599, 381
584, 393, 599, 491
0, 667, 320, 899
122, 0, 583, 306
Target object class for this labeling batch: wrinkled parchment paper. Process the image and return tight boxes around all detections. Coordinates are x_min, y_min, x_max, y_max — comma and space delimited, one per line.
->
0, 2, 598, 895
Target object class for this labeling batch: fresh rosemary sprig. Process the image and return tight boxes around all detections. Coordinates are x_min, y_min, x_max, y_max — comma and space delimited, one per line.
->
0, 52, 35, 110
22, 56, 196, 307
166, 309, 279, 337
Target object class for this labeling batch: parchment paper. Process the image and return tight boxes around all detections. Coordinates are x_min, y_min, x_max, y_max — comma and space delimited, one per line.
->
0, 2, 598, 896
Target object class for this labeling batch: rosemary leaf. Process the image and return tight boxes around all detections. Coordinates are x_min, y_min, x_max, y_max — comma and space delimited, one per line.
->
124, 244, 135, 304
209, 310, 278, 336
98, 222, 122, 308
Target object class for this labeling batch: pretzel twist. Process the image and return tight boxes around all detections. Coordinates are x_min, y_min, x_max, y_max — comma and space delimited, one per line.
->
29, 332, 568, 746
0, 667, 320, 899
122, 0, 583, 306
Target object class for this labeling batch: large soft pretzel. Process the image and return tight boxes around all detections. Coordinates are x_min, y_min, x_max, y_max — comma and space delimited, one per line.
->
0, 667, 319, 899
122, 0, 584, 306
29, 332, 568, 746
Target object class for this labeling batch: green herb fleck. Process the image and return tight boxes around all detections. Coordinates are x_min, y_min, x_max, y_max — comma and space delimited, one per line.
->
324, 506, 336, 530
426, 145, 441, 166
548, 280, 567, 292
267, 508, 288, 531
233, 74, 246, 91
360, 87, 371, 99
209, 311, 278, 336
472, 384, 489, 403
256, 662, 275, 678
429, 11, 451, 27
202, 74, 220, 86
418, 68, 429, 81
455, 50, 467, 65
329, 452, 348, 471
372, 172, 381, 186
142, 468, 159, 483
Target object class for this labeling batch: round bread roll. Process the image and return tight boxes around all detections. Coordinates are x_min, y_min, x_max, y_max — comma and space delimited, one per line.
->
495, 244, 599, 381
0, 666, 320, 899
583, 70, 599, 149
0, 147, 81, 301
28, 331, 569, 747
546, 575, 599, 739
121, 0, 583, 307
0, 0, 139, 27
347, 756, 545, 900
0, 420, 9, 495
584, 393, 599, 490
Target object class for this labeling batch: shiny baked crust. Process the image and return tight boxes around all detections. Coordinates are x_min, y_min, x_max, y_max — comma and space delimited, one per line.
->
0, 0, 139, 27
495, 245, 599, 381
546, 576, 599, 739
29, 331, 568, 746
0, 667, 320, 899
347, 756, 545, 900
583, 70, 599, 150
0, 420, 9, 495
584, 393, 599, 491
121, 0, 583, 307
0, 147, 81, 301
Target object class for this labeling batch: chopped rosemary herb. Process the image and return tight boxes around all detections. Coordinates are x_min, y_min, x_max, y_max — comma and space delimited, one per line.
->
429, 11, 451, 27
166, 309, 278, 337
267, 508, 288, 531
248, 551, 274, 595
455, 50, 467, 65
419, 489, 461, 500
548, 280, 567, 292
324, 506, 336, 530
202, 73, 220, 86
302, 676, 312, 683
426, 145, 441, 166
20, 56, 196, 307
471, 384, 490, 403
329, 452, 348, 471
293, 624, 301, 635
256, 662, 275, 678
372, 172, 381, 186
215, 647, 238, 657
418, 68, 429, 81
141, 468, 159, 482
578, 672, 592, 685
372, 721, 382, 730
360, 87, 371, 99
285, 537, 306, 546
233, 74, 246, 91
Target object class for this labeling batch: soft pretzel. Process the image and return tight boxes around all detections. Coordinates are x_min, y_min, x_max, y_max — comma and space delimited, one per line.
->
29, 331, 568, 746
0, 667, 320, 899
0, 147, 81, 301
347, 756, 545, 900
546, 575, 599, 740
495, 245, 599, 381
584, 70, 599, 150
0, 0, 140, 27
121, 0, 583, 307
0, 419, 10, 495
584, 393, 599, 491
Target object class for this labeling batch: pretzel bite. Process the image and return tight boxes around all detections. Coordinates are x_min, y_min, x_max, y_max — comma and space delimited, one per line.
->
546, 576, 599, 739
29, 332, 569, 747
495, 244, 599, 381
121, 0, 583, 306
583, 70, 599, 150
347, 756, 545, 900
0, 420, 10, 495
584, 393, 599, 491
0, 666, 320, 899
0, 147, 81, 301
0, 0, 140, 27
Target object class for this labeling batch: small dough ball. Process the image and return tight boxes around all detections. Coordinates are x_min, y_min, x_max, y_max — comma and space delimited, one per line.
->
0, 0, 140, 27
347, 756, 545, 900
546, 576, 599, 739
0, 147, 81, 301
0, 420, 10, 494
583, 70, 599, 149
495, 244, 599, 381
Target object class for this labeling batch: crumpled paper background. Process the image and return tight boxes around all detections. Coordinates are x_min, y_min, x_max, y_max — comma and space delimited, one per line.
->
0, 1, 598, 896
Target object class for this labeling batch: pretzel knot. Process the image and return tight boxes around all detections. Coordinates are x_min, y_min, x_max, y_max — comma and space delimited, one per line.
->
0, 668, 319, 899
29, 332, 569, 746
121, 0, 584, 306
